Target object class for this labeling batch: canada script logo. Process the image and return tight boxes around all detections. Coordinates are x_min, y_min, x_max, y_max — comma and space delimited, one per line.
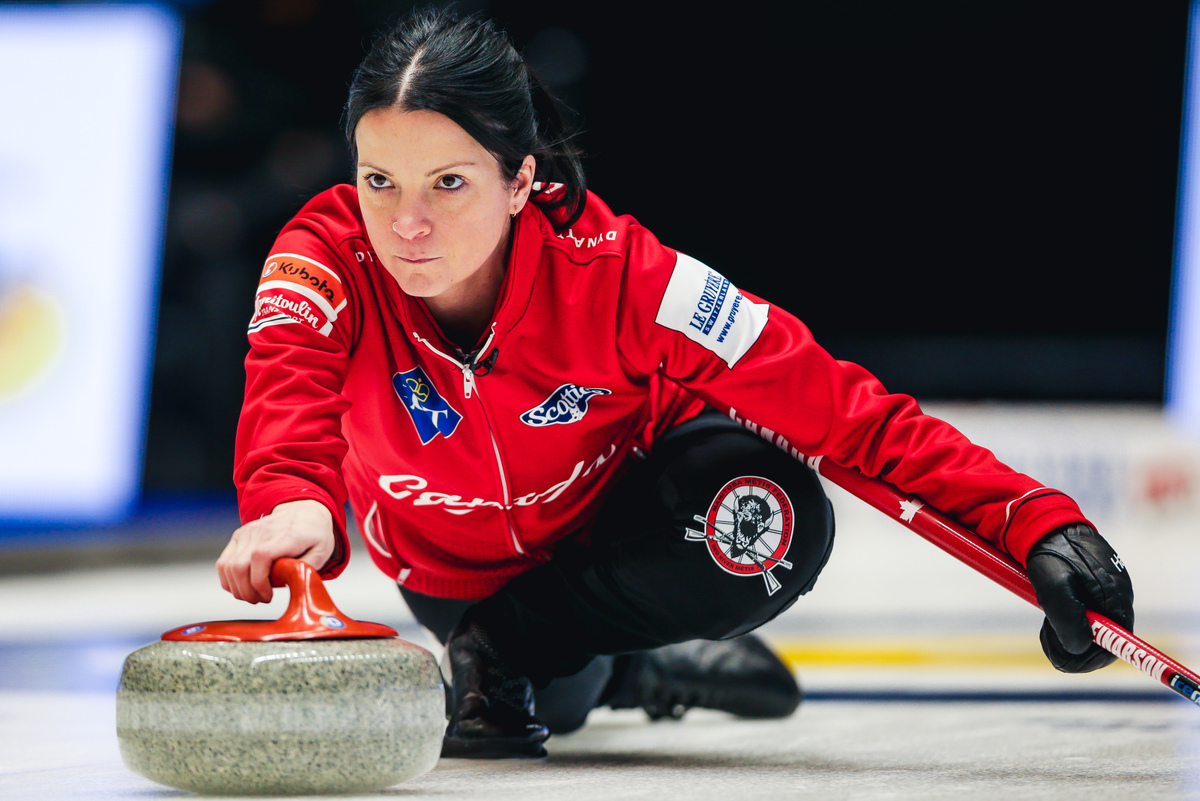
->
686, 476, 794, 595
392, 367, 463, 445
520, 384, 611, 427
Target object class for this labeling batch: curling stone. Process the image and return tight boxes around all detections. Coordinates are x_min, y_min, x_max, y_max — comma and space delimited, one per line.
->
116, 558, 445, 795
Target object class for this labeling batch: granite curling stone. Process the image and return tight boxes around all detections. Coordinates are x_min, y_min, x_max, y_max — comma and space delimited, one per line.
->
116, 559, 446, 795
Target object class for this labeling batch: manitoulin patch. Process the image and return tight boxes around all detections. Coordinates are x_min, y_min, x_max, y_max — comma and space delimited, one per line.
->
248, 253, 348, 336
685, 476, 794, 595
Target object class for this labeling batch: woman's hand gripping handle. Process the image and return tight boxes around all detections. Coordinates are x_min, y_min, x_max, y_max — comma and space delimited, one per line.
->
216, 499, 336, 604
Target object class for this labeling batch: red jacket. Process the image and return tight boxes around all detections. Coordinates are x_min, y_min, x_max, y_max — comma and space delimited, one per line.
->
235, 184, 1091, 599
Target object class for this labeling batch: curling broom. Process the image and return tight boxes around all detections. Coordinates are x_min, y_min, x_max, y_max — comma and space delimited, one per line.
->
803, 454, 1200, 705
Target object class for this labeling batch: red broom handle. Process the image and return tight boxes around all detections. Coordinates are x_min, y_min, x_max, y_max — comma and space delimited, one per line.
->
806, 455, 1200, 706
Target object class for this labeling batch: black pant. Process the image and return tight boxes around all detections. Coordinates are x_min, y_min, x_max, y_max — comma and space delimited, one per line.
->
400, 411, 835, 731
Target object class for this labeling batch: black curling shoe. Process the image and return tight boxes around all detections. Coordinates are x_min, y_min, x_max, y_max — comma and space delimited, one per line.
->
442, 621, 550, 759
607, 633, 801, 720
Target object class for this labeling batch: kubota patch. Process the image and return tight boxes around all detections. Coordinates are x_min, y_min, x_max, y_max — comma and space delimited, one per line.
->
249, 253, 348, 336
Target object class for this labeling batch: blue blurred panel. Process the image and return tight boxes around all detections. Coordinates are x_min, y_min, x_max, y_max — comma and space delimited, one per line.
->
1169, 2, 1200, 431
0, 490, 239, 546
0, 638, 154, 692
0, 5, 181, 524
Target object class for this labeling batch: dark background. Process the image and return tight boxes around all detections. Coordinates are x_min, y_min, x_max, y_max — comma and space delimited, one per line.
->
145, 0, 1191, 492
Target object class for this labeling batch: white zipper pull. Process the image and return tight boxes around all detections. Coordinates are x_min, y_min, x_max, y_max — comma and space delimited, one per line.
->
412, 328, 493, 399
462, 364, 476, 398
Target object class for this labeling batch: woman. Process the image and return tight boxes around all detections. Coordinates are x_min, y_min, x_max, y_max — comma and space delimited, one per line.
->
218, 9, 1135, 758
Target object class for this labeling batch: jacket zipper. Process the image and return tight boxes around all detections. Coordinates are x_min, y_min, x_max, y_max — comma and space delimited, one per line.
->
412, 326, 527, 556
412, 325, 496, 399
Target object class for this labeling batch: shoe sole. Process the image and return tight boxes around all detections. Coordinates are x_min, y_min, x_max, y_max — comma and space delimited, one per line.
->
441, 735, 549, 759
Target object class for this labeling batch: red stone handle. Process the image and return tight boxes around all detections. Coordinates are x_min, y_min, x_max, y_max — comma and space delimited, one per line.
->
162, 558, 398, 642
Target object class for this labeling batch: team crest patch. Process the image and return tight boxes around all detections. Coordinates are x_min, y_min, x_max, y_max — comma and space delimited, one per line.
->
685, 476, 794, 595
520, 384, 611, 427
393, 367, 463, 445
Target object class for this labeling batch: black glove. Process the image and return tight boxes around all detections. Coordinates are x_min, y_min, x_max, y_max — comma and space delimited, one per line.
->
1025, 523, 1134, 673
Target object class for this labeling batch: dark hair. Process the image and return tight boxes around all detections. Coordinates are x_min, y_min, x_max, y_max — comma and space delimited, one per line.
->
344, 8, 586, 228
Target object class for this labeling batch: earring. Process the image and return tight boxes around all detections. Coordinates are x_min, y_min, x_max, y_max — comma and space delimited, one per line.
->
392, 221, 401, 234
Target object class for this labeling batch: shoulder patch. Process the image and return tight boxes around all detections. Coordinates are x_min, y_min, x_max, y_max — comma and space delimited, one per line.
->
248, 253, 348, 336
654, 252, 769, 368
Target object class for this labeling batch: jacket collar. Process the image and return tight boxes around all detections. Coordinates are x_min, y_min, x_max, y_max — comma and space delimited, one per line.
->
371, 200, 547, 363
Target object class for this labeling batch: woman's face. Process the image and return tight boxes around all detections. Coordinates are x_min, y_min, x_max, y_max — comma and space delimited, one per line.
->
354, 107, 534, 305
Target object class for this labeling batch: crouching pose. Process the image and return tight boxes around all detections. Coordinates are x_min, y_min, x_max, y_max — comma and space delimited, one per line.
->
217, 9, 1135, 758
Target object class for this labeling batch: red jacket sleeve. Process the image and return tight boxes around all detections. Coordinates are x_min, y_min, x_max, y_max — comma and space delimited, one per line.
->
234, 222, 357, 578
615, 228, 1090, 566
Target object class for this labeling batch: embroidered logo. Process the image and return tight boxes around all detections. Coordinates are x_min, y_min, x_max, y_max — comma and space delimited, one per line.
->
392, 367, 463, 445
520, 384, 611, 427
557, 228, 618, 248
685, 476, 794, 595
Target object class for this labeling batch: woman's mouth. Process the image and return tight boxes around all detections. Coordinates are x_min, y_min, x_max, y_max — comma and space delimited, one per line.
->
396, 256, 438, 264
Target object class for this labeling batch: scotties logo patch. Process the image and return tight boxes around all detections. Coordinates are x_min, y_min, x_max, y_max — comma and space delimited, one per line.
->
685, 476, 793, 595
520, 384, 611, 427
393, 367, 462, 445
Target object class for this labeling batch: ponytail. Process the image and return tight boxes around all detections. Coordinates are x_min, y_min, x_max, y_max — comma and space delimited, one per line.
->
527, 70, 587, 227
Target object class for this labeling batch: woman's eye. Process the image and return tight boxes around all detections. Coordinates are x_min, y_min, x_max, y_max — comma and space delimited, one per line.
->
365, 173, 392, 190
437, 175, 465, 190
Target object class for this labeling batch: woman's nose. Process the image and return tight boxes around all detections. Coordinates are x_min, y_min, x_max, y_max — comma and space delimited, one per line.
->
391, 200, 431, 240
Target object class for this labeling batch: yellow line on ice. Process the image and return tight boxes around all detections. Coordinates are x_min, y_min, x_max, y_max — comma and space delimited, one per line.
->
769, 634, 1180, 670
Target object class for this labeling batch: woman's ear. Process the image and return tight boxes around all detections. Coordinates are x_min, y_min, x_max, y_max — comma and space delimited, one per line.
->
511, 155, 537, 216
